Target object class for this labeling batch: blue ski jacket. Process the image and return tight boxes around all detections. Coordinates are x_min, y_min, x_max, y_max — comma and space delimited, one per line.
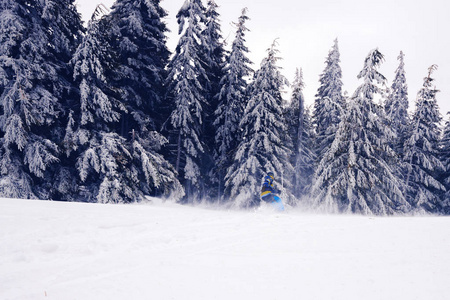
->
260, 175, 279, 201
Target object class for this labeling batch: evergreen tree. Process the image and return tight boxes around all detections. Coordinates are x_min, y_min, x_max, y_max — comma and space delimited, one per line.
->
104, 0, 183, 200
383, 51, 410, 200
311, 49, 409, 215
225, 40, 292, 208
202, 0, 225, 133
385, 51, 409, 154
403, 65, 445, 212
38, 0, 85, 199
440, 113, 450, 213
313, 39, 344, 160
108, 0, 170, 134
0, 0, 80, 199
69, 15, 128, 202
165, 0, 209, 201
199, 0, 226, 199
69, 14, 183, 203
214, 7, 252, 201
286, 68, 315, 201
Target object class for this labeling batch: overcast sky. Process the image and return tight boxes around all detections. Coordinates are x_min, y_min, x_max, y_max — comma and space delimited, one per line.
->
76, 0, 450, 120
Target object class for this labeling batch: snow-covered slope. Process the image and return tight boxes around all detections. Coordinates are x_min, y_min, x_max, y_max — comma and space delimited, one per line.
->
1, 198, 449, 300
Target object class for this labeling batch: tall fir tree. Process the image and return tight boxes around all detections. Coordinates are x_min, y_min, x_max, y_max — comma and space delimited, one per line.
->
106, 0, 183, 200
225, 40, 292, 208
38, 0, 85, 200
202, 0, 225, 134
199, 0, 226, 199
385, 51, 409, 154
313, 39, 344, 161
311, 49, 409, 215
403, 65, 445, 212
286, 68, 315, 201
440, 113, 450, 214
165, 0, 209, 201
214, 7, 252, 201
69, 15, 129, 202
383, 51, 410, 200
69, 13, 183, 203
0, 0, 82, 199
107, 0, 170, 135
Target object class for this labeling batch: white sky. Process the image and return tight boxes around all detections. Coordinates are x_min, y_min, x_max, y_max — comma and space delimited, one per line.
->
75, 0, 450, 121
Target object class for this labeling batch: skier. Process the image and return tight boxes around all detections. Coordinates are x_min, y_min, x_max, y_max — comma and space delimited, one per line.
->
260, 172, 285, 211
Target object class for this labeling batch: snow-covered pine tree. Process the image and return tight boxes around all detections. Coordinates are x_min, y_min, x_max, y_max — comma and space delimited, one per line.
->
107, 0, 170, 135
286, 68, 316, 201
0, 0, 81, 199
202, 0, 225, 137
37, 0, 85, 199
403, 65, 445, 213
199, 0, 226, 200
214, 7, 252, 201
165, 0, 209, 201
225, 40, 292, 208
311, 49, 409, 215
440, 113, 450, 213
313, 39, 344, 161
69, 14, 127, 203
385, 51, 409, 154
102, 0, 183, 200
69, 13, 183, 203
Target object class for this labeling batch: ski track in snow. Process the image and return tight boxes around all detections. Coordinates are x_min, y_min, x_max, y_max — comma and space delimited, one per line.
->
1, 198, 449, 300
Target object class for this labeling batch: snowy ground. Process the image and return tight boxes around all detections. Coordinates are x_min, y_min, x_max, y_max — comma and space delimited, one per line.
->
1, 198, 449, 300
